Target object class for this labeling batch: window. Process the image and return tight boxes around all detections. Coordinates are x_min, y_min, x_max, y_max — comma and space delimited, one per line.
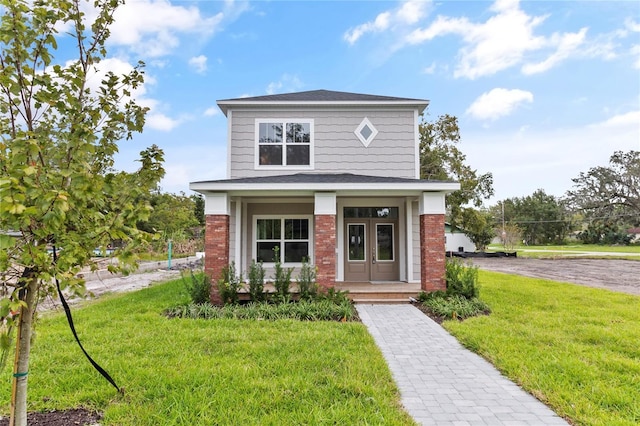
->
354, 117, 378, 147
255, 217, 311, 263
256, 119, 313, 167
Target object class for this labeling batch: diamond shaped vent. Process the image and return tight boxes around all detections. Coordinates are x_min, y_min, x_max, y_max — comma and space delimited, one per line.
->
354, 117, 378, 147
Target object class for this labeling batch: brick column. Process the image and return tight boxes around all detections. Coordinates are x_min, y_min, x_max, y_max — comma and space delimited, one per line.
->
419, 214, 446, 292
205, 214, 229, 305
314, 214, 336, 290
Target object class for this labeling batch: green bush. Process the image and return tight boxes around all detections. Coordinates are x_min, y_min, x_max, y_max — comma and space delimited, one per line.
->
297, 259, 318, 301
316, 287, 351, 305
272, 247, 293, 301
181, 270, 211, 304
247, 260, 266, 302
218, 262, 243, 305
422, 294, 490, 320
165, 300, 356, 322
445, 257, 480, 299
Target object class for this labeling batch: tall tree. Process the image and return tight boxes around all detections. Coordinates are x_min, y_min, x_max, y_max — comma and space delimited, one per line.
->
137, 191, 200, 237
419, 114, 494, 228
494, 190, 573, 245
566, 150, 640, 228
0, 1, 164, 424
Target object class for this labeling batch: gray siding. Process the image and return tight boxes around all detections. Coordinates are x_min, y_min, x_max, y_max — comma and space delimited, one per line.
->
229, 108, 417, 179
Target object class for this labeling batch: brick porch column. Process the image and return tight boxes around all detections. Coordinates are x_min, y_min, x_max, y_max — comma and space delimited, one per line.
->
203, 193, 230, 305
314, 193, 337, 290
419, 192, 447, 292
314, 215, 336, 289
419, 214, 446, 292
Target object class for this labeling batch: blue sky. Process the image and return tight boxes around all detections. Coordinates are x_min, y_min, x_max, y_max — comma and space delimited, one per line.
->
63, 0, 639, 204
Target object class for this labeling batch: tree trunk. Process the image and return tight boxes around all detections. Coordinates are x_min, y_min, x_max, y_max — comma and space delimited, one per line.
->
10, 274, 38, 426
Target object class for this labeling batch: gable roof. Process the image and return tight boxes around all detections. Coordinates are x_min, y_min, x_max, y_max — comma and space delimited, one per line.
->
217, 89, 429, 116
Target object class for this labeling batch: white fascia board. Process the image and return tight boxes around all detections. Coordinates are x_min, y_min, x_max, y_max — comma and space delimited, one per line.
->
218, 100, 429, 116
191, 181, 460, 194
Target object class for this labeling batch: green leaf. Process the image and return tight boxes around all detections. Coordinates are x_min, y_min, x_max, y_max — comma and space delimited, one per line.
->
0, 234, 16, 249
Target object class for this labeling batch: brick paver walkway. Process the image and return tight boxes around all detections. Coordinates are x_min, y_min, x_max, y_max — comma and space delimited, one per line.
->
356, 304, 568, 426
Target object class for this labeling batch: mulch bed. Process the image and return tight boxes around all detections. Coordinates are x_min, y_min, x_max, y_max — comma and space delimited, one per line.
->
411, 302, 447, 324
0, 408, 101, 426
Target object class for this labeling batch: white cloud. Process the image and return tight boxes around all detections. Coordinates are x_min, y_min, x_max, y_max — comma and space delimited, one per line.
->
522, 28, 588, 75
344, 1, 429, 45
632, 45, 640, 69
464, 113, 640, 202
626, 18, 640, 32
591, 110, 640, 129
265, 74, 303, 95
145, 113, 183, 131
204, 106, 219, 117
405, 0, 621, 79
408, 0, 550, 79
422, 62, 437, 74
189, 55, 208, 74
109, 0, 224, 57
466, 88, 534, 121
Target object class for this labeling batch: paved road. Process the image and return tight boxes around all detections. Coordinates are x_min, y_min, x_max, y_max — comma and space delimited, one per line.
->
357, 304, 568, 426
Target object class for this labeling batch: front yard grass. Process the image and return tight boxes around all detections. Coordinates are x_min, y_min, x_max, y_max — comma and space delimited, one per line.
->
445, 270, 640, 426
0, 279, 414, 425
488, 243, 640, 260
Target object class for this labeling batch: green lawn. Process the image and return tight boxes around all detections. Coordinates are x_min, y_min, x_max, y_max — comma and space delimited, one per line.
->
445, 270, 640, 426
488, 243, 640, 260
0, 280, 414, 425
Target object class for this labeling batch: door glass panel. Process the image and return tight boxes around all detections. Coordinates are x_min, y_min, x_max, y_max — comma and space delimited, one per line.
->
376, 224, 394, 261
348, 224, 365, 261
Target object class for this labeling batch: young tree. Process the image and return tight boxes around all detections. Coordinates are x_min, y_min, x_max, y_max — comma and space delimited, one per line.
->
419, 114, 494, 228
0, 1, 164, 424
459, 208, 495, 252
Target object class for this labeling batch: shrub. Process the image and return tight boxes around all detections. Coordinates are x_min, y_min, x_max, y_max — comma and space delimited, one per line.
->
182, 270, 211, 304
165, 300, 356, 322
422, 294, 490, 320
316, 287, 351, 305
297, 259, 318, 301
247, 260, 266, 302
445, 257, 480, 299
272, 247, 293, 301
218, 262, 243, 305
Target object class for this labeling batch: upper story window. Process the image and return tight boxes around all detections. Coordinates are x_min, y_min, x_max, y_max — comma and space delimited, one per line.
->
256, 119, 314, 168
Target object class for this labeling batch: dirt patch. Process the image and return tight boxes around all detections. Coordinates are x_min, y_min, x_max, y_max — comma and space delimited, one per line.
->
468, 258, 640, 295
0, 408, 101, 426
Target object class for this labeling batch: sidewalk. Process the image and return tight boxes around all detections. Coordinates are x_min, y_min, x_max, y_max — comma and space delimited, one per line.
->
356, 304, 568, 426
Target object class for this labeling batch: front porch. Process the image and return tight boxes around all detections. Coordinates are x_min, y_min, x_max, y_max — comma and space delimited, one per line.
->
237, 282, 422, 304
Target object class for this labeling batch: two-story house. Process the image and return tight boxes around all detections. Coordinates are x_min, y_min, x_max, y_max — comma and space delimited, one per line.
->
190, 90, 459, 303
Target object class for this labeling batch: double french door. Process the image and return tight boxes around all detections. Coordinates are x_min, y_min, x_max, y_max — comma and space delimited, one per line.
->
344, 218, 399, 282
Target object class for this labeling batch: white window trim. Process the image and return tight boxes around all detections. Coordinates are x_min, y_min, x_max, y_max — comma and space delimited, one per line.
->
253, 215, 314, 266
254, 118, 315, 170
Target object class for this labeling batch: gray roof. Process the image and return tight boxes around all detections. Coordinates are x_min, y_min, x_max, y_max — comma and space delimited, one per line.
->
216, 89, 429, 116
218, 90, 426, 103
192, 173, 446, 185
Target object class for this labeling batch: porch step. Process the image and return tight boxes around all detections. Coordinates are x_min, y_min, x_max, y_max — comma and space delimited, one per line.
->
348, 292, 420, 304
337, 282, 421, 304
